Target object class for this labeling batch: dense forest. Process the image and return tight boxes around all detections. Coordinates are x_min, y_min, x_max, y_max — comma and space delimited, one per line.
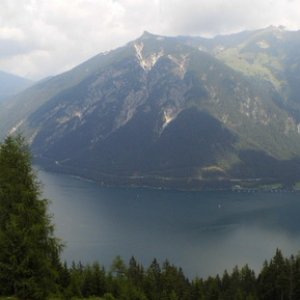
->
3, 248, 300, 300
48, 250, 300, 300
1, 135, 300, 300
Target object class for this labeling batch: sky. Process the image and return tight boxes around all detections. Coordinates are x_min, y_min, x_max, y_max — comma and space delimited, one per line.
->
0, 0, 299, 80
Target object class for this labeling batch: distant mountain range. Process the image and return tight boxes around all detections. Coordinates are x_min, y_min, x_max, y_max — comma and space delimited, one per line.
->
0, 70, 32, 101
2, 26, 300, 190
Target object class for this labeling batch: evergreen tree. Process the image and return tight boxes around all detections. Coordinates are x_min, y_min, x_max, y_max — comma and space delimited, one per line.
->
161, 260, 191, 300
145, 259, 162, 300
128, 256, 145, 288
291, 254, 300, 300
271, 249, 291, 300
80, 262, 106, 297
203, 275, 221, 300
0, 135, 63, 299
90, 262, 107, 296
240, 264, 257, 299
111, 255, 127, 278
190, 277, 205, 300
56, 261, 72, 299
68, 261, 84, 298
258, 250, 291, 300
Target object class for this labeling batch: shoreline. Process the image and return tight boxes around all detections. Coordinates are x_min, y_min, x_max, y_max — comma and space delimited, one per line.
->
34, 164, 300, 194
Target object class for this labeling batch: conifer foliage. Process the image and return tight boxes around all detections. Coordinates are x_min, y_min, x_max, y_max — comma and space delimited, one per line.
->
0, 135, 62, 299
54, 252, 300, 300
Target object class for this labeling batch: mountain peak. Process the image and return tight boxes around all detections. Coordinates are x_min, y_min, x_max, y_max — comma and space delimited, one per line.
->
141, 30, 154, 37
138, 31, 165, 41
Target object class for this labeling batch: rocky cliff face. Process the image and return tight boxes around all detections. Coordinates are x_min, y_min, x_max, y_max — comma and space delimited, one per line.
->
2, 28, 300, 189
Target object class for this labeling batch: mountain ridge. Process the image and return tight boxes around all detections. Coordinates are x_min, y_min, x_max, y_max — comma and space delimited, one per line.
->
0, 70, 32, 102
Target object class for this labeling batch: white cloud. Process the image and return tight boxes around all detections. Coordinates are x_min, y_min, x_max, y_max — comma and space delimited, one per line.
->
0, 0, 299, 80
158, 0, 300, 36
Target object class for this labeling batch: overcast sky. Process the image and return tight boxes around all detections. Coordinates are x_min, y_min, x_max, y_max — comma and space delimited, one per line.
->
0, 0, 299, 80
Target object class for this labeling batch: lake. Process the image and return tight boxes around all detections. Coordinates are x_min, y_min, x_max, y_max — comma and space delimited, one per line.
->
37, 169, 300, 278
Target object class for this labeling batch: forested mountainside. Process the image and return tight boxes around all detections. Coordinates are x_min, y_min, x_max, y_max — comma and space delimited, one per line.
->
2, 27, 300, 189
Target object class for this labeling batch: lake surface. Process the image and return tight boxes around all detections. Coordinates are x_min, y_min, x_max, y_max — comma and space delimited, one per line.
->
38, 169, 300, 278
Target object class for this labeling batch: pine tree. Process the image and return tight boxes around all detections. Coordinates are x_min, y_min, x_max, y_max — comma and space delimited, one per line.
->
145, 259, 162, 300
128, 256, 144, 288
291, 254, 300, 300
0, 135, 63, 299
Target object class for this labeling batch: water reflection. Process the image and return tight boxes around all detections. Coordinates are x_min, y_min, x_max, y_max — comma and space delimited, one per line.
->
38, 169, 300, 278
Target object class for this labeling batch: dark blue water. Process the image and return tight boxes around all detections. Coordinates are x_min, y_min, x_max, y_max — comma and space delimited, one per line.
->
38, 169, 300, 278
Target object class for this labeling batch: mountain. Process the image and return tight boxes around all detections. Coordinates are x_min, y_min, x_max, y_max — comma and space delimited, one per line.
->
2, 28, 300, 190
0, 70, 32, 102
185, 26, 300, 119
